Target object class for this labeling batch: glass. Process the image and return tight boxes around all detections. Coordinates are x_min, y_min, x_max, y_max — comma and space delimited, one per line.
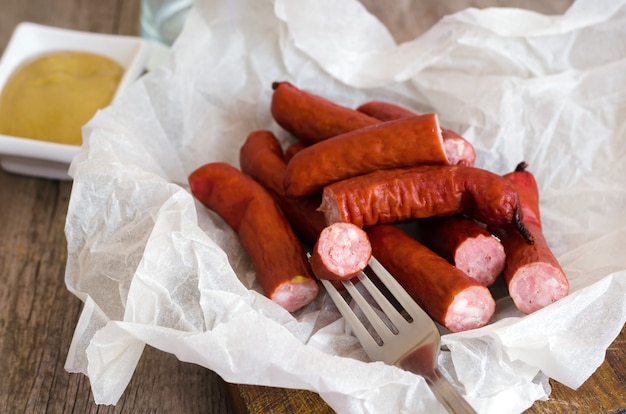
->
140, 0, 195, 45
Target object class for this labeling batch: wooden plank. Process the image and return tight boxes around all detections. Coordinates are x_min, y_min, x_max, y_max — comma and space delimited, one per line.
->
0, 0, 141, 38
0, 169, 235, 412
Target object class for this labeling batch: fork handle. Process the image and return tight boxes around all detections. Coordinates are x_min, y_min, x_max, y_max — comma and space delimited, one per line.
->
425, 368, 478, 414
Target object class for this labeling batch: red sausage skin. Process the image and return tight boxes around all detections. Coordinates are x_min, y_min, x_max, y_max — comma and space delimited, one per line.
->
309, 222, 372, 281
497, 162, 568, 314
284, 141, 307, 163
356, 100, 416, 120
283, 114, 447, 197
320, 165, 534, 245
189, 162, 318, 312
239, 130, 326, 244
356, 100, 476, 167
368, 225, 496, 332
271, 83, 470, 172
271, 81, 379, 145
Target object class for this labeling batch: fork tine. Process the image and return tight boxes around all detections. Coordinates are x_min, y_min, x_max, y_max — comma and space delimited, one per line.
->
367, 256, 425, 320
355, 272, 411, 332
320, 279, 381, 352
341, 277, 398, 344
323, 258, 477, 414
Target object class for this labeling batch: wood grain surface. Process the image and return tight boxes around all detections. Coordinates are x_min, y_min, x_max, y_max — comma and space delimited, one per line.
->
0, 0, 623, 413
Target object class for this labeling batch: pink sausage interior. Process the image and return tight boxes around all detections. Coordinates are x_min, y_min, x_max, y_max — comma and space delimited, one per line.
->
444, 285, 496, 332
441, 130, 476, 167
455, 234, 506, 286
271, 277, 320, 312
508, 263, 569, 314
312, 222, 372, 280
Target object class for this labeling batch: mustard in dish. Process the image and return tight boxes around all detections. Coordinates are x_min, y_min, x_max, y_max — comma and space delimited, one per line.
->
0, 51, 124, 146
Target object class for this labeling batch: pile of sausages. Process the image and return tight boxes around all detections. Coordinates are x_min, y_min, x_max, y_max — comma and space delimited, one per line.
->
189, 82, 569, 332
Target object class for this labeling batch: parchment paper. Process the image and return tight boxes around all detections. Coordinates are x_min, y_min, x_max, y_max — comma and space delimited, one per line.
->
64, 0, 626, 412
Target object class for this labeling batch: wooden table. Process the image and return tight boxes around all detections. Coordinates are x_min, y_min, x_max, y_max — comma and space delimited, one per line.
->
0, 0, 623, 413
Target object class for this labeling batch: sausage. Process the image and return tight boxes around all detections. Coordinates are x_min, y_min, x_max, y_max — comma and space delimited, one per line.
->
283, 114, 448, 197
284, 141, 307, 163
238, 132, 356, 291
271, 83, 465, 174
309, 222, 372, 281
367, 224, 496, 332
239, 130, 326, 244
271, 81, 379, 145
420, 216, 506, 286
319, 164, 534, 244
356, 100, 416, 121
356, 100, 476, 167
499, 221, 568, 314
188, 161, 319, 312
504, 161, 541, 225
496, 162, 569, 314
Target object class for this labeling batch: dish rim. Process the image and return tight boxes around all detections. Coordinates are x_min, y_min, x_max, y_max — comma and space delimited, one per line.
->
0, 22, 150, 179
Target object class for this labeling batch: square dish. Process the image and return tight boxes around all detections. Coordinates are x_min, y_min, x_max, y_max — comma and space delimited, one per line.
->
0, 22, 150, 180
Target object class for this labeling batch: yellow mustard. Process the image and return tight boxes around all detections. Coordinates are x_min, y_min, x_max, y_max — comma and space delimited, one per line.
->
0, 51, 124, 145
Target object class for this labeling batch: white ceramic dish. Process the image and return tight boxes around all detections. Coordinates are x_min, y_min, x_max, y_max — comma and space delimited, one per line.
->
0, 22, 150, 180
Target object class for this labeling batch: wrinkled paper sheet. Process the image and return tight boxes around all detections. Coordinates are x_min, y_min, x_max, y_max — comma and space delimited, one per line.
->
64, 0, 626, 412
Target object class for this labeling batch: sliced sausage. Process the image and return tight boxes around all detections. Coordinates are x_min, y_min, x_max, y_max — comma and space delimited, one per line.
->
309, 222, 372, 281
420, 216, 506, 286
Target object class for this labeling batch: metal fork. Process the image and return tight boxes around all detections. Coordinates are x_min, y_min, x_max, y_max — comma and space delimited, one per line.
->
321, 256, 478, 414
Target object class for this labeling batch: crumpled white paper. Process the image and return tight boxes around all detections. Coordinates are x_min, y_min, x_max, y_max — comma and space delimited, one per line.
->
63, 0, 626, 413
